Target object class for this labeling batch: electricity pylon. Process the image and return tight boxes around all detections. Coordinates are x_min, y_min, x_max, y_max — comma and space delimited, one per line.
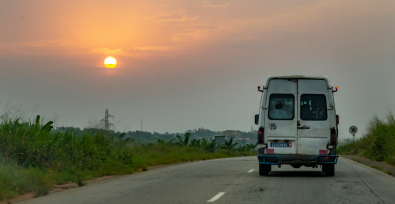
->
100, 109, 114, 130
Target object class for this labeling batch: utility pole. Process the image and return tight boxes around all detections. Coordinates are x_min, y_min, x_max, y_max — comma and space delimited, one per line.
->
100, 109, 114, 130
141, 119, 142, 131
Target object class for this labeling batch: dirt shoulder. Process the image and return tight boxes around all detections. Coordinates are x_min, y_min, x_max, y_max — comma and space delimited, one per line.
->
341, 155, 395, 178
0, 159, 209, 204
0, 176, 115, 204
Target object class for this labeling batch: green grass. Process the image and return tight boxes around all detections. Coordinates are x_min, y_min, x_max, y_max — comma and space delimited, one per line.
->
338, 111, 395, 165
0, 116, 256, 201
0, 161, 53, 200
350, 158, 392, 175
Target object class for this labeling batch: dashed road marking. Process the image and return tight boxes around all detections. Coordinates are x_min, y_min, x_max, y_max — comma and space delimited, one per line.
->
248, 169, 254, 173
207, 192, 225, 202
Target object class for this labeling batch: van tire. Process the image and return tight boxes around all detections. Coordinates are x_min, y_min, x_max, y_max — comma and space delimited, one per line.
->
259, 164, 271, 176
322, 164, 335, 176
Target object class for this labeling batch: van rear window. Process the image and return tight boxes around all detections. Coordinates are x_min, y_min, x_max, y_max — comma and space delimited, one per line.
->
300, 94, 327, 120
268, 94, 295, 120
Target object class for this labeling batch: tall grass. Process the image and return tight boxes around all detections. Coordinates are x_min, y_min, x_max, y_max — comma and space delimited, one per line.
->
338, 111, 395, 165
0, 161, 53, 200
0, 116, 256, 201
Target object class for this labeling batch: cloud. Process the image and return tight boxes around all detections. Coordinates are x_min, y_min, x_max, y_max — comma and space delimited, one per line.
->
89, 48, 152, 58
171, 29, 214, 43
154, 10, 199, 23
89, 46, 179, 60
0, 39, 73, 55
89, 48, 132, 56
157, 15, 199, 23
200, 1, 230, 8
0, 39, 71, 48
132, 46, 174, 51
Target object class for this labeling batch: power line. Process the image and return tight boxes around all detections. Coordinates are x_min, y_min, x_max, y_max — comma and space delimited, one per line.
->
114, 120, 131, 132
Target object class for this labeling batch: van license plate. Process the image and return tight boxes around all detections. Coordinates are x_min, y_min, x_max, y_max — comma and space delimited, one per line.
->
270, 143, 292, 147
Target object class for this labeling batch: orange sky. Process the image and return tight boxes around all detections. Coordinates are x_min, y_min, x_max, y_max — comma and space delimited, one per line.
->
3, 0, 393, 63
1, 0, 395, 136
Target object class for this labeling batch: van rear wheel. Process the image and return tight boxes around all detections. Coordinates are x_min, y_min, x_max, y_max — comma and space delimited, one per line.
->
322, 164, 335, 176
259, 164, 271, 176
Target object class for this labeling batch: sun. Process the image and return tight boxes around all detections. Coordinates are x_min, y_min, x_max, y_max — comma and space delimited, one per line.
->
104, 56, 117, 68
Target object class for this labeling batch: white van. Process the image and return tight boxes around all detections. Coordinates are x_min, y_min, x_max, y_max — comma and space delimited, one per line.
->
255, 76, 339, 176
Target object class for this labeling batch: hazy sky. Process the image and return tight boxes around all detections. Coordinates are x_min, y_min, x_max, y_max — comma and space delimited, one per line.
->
1, 0, 394, 139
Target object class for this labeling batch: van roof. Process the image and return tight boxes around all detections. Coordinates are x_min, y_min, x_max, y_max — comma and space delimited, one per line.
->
265, 75, 332, 88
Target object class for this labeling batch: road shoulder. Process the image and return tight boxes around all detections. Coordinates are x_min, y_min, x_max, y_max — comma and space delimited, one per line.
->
341, 155, 395, 178
0, 160, 207, 204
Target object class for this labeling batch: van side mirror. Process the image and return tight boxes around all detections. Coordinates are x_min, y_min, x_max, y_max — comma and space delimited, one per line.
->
255, 114, 259, 125
336, 115, 339, 125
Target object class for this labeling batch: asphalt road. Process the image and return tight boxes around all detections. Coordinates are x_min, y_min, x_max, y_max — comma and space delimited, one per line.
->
20, 156, 395, 204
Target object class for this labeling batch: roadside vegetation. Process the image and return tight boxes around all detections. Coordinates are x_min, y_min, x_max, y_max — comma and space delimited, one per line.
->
0, 116, 257, 201
351, 158, 360, 163
338, 111, 395, 165
350, 158, 392, 175
369, 165, 392, 175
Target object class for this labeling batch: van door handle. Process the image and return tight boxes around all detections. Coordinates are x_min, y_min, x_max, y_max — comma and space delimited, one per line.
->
298, 126, 310, 129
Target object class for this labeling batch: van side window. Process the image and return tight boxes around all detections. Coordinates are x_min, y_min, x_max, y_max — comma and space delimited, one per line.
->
300, 94, 327, 120
268, 94, 295, 120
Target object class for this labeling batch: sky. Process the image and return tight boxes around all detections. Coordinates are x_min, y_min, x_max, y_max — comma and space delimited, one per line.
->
0, 0, 394, 140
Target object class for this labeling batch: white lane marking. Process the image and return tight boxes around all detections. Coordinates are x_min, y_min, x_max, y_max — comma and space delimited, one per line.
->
248, 169, 254, 173
207, 192, 225, 202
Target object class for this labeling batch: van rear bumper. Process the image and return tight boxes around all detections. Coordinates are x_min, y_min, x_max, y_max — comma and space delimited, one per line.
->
257, 154, 339, 165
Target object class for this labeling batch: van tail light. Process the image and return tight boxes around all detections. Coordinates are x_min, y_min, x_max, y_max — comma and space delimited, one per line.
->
330, 128, 337, 145
258, 127, 264, 144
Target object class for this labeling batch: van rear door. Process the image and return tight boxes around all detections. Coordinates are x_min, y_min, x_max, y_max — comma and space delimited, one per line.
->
297, 79, 330, 155
264, 79, 297, 154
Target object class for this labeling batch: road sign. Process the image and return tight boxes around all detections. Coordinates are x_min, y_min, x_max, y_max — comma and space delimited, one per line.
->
349, 126, 358, 135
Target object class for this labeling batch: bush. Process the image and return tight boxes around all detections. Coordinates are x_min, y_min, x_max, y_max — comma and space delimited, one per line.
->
0, 160, 53, 200
338, 111, 395, 164
0, 117, 257, 200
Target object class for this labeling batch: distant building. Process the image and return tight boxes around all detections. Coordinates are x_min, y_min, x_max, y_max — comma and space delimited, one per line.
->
223, 130, 238, 136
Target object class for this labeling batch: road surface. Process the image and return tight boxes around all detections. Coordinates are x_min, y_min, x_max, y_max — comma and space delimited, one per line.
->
19, 156, 395, 204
